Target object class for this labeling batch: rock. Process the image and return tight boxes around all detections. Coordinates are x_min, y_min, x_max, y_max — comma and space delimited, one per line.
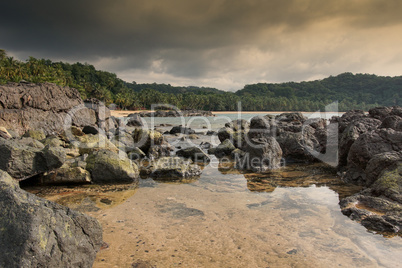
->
369, 106, 393, 121
214, 139, 236, 158
218, 119, 250, 148
0, 83, 98, 135
0, 127, 12, 139
84, 98, 114, 132
82, 125, 100, 135
206, 130, 217, 135
22, 129, 46, 140
0, 170, 103, 267
225, 119, 250, 132
236, 137, 282, 172
177, 147, 210, 163
371, 163, 402, 203
73, 134, 119, 155
336, 110, 366, 133
41, 162, 91, 185
345, 129, 402, 184
276, 112, 306, 123
276, 125, 321, 162
112, 132, 136, 153
133, 128, 164, 153
338, 117, 382, 166
86, 149, 139, 183
126, 114, 143, 127
0, 138, 66, 180
247, 115, 276, 140
149, 157, 202, 180
231, 148, 246, 158
128, 147, 147, 161
147, 144, 173, 159
41, 135, 65, 148
19, 137, 45, 149
379, 115, 402, 131
340, 194, 402, 234
200, 141, 212, 149
365, 152, 402, 187
169, 126, 195, 135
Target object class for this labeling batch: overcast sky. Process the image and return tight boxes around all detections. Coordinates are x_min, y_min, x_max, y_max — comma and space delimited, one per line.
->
1, 0, 402, 91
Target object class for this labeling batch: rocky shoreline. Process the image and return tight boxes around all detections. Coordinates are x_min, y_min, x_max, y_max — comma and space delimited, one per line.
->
0, 82, 401, 266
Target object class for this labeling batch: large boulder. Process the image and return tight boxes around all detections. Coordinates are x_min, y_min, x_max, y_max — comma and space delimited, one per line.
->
275, 125, 321, 162
126, 114, 143, 127
345, 129, 402, 184
236, 137, 282, 172
365, 152, 402, 187
0, 138, 66, 180
133, 128, 164, 153
85, 149, 139, 183
379, 115, 402, 131
0, 83, 97, 135
338, 117, 382, 166
72, 134, 119, 155
0, 170, 103, 267
335, 110, 366, 133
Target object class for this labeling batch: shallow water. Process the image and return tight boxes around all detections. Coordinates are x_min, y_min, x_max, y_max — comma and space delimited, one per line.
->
25, 160, 402, 268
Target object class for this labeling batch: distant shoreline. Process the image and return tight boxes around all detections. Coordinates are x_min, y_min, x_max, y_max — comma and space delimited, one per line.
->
111, 110, 343, 117
110, 110, 342, 117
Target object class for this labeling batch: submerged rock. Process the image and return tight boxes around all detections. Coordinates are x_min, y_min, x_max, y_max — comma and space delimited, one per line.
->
0, 170, 103, 267
169, 126, 195, 135
177, 147, 210, 163
149, 157, 202, 180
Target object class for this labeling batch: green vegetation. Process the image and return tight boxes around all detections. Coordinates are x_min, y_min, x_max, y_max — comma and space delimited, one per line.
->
1, 49, 401, 111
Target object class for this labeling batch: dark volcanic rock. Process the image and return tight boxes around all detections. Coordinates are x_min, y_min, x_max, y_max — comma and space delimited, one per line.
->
236, 137, 282, 172
0, 83, 98, 135
0, 170, 103, 267
169, 126, 195, 135
0, 138, 66, 180
368, 106, 393, 121
177, 147, 210, 162
213, 139, 236, 158
379, 115, 402, 131
365, 152, 402, 187
126, 114, 143, 127
345, 129, 402, 184
337, 110, 366, 133
339, 117, 382, 166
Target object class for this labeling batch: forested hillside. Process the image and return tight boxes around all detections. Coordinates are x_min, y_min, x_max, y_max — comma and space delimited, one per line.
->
1, 49, 400, 111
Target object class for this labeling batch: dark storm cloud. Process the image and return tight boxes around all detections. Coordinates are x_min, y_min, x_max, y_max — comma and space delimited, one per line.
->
2, 0, 402, 89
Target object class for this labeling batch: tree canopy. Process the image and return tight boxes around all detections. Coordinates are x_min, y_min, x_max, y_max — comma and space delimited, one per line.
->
1, 49, 400, 111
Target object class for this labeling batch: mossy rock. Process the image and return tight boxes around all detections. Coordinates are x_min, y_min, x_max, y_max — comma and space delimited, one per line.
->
86, 149, 139, 183
22, 130, 46, 141
73, 134, 119, 155
149, 157, 201, 180
371, 163, 402, 202
132, 128, 164, 152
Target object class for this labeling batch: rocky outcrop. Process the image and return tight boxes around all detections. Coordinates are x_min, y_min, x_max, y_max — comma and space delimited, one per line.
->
344, 128, 402, 185
0, 170, 103, 267
0, 138, 66, 180
0, 83, 98, 135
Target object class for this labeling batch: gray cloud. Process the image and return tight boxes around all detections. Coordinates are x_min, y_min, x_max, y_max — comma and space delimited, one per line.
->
1, 0, 402, 90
